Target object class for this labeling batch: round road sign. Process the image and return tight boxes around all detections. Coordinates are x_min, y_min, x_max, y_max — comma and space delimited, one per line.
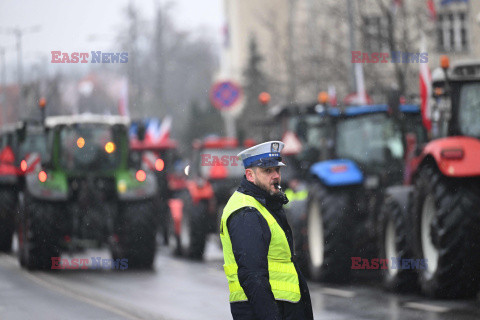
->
209, 81, 242, 111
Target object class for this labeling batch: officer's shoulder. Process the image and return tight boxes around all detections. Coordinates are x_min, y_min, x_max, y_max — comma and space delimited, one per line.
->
228, 206, 262, 224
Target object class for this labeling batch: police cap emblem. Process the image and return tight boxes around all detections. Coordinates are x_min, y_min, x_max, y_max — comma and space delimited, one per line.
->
271, 142, 279, 152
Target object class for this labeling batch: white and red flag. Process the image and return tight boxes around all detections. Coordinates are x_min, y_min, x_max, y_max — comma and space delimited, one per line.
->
419, 34, 432, 132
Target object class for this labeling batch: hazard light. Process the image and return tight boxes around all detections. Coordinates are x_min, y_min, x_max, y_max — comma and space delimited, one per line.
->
21, 160, 27, 172
77, 137, 85, 149
38, 171, 47, 183
440, 55, 450, 70
258, 92, 271, 105
39, 97, 46, 108
136, 170, 146, 182
155, 158, 165, 171
105, 142, 116, 154
318, 91, 329, 104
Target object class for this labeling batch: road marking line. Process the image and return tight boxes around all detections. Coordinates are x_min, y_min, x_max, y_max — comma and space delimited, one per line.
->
404, 302, 450, 313
321, 287, 356, 298
21, 271, 144, 320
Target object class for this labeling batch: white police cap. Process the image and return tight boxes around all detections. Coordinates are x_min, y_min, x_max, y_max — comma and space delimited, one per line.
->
237, 141, 286, 168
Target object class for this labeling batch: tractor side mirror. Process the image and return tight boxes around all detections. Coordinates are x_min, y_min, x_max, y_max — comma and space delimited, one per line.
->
17, 123, 27, 143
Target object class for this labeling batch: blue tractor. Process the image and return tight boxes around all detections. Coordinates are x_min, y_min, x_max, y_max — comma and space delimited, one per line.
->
299, 103, 427, 283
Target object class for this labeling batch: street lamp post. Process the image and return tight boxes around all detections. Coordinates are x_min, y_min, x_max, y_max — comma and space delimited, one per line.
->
7, 25, 41, 120
346, 0, 357, 94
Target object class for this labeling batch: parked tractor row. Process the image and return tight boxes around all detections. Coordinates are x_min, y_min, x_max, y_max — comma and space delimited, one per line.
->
282, 57, 480, 299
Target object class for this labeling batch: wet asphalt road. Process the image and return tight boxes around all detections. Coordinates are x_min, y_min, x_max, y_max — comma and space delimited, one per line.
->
1, 235, 480, 320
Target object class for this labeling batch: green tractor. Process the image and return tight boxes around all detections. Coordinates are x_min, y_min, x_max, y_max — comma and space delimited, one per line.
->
17, 114, 158, 270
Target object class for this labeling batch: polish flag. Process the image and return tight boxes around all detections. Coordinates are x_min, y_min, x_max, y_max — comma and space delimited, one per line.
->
157, 116, 172, 143
427, 0, 437, 20
328, 85, 337, 106
145, 118, 161, 143
419, 34, 432, 131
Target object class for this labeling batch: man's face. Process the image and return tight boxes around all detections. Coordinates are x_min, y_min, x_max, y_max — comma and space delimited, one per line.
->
247, 166, 282, 195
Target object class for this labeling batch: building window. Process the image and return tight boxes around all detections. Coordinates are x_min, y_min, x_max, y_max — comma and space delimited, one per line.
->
437, 11, 468, 52
363, 16, 387, 52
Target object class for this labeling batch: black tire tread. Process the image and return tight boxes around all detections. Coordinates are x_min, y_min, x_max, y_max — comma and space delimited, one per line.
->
0, 189, 17, 252
118, 201, 157, 269
306, 183, 353, 283
412, 164, 480, 298
379, 196, 418, 292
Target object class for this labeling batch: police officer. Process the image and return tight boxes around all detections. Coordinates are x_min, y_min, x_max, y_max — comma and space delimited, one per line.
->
220, 141, 314, 320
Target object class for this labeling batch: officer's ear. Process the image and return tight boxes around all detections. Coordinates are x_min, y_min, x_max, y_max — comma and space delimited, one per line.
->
245, 168, 256, 183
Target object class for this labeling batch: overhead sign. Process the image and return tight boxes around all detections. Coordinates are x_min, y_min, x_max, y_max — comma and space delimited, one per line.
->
209, 81, 242, 111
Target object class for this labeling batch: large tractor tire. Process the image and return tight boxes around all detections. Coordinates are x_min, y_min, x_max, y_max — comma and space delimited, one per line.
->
18, 198, 60, 270
115, 201, 157, 269
411, 164, 480, 298
378, 196, 418, 292
178, 195, 208, 260
305, 183, 353, 283
0, 188, 17, 252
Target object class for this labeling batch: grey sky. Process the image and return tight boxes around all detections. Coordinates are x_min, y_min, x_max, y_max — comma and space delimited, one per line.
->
0, 0, 223, 83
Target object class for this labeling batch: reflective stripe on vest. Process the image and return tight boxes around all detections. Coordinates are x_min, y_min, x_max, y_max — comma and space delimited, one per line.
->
220, 191, 301, 303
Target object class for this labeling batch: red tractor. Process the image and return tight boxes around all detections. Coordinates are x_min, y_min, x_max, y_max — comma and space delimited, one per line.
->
0, 120, 46, 252
170, 136, 255, 259
379, 57, 480, 298
129, 118, 180, 246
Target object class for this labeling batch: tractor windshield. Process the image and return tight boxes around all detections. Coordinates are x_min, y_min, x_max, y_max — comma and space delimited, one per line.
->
458, 82, 480, 137
336, 113, 404, 171
19, 133, 47, 161
59, 123, 121, 172
289, 114, 330, 150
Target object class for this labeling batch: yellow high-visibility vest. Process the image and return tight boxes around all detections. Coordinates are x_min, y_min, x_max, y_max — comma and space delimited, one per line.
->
284, 189, 308, 208
220, 191, 301, 303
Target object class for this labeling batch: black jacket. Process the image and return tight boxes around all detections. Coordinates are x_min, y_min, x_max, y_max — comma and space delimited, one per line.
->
226, 177, 314, 320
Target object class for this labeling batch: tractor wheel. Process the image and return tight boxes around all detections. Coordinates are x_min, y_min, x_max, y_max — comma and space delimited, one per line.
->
305, 183, 353, 283
411, 164, 480, 298
0, 188, 16, 252
116, 201, 157, 269
379, 196, 418, 292
19, 198, 60, 270
179, 195, 208, 260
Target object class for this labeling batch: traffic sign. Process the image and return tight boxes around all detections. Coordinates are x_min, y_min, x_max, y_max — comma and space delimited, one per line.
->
209, 81, 242, 111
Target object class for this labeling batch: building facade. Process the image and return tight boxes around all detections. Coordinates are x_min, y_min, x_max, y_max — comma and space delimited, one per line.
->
220, 0, 480, 110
